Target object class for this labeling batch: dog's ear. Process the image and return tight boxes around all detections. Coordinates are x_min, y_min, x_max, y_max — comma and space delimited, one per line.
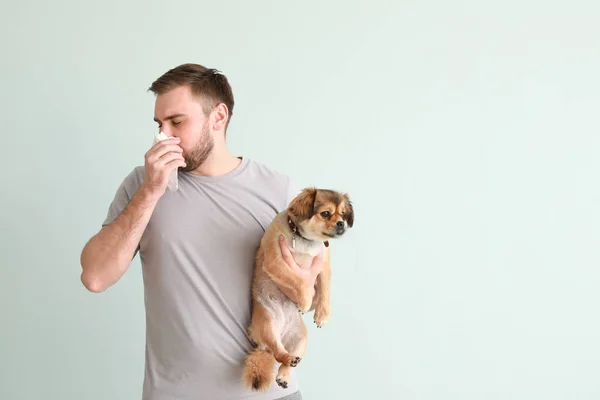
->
288, 188, 317, 221
343, 194, 354, 228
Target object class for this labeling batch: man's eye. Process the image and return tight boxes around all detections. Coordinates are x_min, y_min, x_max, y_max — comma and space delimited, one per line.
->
173, 120, 182, 125
320, 211, 331, 219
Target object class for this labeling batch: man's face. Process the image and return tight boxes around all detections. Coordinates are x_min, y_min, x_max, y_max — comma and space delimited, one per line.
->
153, 85, 214, 172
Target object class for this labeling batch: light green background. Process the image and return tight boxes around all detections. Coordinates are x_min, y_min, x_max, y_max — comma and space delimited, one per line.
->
2, 1, 599, 399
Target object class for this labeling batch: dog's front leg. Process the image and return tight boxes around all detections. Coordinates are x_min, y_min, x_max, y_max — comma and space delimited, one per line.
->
313, 247, 331, 328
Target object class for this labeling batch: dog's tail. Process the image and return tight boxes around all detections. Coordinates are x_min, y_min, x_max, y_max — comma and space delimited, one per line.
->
242, 348, 276, 391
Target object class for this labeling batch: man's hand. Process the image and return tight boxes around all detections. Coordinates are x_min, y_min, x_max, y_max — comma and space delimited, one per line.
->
277, 235, 323, 311
142, 136, 186, 199
278, 235, 324, 287
277, 234, 323, 311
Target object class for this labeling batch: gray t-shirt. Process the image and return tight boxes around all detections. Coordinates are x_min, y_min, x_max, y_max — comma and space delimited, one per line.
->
103, 157, 302, 400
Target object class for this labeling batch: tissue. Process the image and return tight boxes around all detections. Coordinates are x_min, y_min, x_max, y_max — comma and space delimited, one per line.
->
153, 131, 179, 191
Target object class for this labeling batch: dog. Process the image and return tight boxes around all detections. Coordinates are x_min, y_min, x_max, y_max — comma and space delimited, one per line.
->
242, 187, 354, 391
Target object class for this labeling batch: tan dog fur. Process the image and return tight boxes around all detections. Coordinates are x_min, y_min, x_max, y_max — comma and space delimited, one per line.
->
242, 188, 354, 391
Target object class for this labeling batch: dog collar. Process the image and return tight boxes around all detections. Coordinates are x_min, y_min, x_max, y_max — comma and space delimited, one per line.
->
287, 216, 329, 249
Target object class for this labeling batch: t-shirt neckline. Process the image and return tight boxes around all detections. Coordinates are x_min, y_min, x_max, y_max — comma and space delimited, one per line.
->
179, 156, 249, 182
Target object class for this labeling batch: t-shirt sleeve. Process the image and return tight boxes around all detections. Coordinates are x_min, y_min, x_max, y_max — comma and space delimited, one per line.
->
102, 167, 145, 227
284, 177, 302, 208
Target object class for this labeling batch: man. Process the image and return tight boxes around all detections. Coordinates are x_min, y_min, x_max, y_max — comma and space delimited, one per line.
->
80, 63, 325, 400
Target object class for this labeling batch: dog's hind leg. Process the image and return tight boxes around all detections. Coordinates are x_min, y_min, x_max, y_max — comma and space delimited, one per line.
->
251, 301, 299, 368
275, 314, 308, 389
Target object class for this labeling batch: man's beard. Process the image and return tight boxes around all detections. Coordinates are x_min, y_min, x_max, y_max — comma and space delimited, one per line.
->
180, 125, 214, 172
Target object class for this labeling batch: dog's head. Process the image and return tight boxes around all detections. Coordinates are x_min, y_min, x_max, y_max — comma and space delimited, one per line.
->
287, 187, 354, 241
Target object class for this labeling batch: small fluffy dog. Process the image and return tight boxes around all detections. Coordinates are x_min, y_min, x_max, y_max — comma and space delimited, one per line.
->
242, 188, 354, 391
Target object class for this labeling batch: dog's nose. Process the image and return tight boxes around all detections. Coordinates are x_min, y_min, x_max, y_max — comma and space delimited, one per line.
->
336, 221, 344, 228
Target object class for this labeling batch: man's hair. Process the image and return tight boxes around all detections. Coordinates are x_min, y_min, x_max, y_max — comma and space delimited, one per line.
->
148, 63, 235, 127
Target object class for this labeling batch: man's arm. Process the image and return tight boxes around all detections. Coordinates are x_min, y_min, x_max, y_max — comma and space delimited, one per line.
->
80, 136, 185, 293
80, 184, 158, 292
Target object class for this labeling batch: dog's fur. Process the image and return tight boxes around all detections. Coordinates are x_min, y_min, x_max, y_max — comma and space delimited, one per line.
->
242, 188, 354, 391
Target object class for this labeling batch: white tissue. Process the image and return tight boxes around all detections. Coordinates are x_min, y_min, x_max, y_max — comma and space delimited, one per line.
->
153, 131, 179, 191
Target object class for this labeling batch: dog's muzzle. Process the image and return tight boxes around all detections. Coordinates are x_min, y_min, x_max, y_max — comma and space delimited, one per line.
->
335, 221, 346, 235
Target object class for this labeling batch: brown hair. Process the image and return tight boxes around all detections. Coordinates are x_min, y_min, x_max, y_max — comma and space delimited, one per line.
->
148, 63, 235, 128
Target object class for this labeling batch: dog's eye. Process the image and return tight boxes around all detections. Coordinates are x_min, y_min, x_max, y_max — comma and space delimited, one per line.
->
320, 211, 331, 219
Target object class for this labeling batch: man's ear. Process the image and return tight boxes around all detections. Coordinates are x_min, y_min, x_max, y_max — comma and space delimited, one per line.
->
288, 188, 317, 221
343, 194, 354, 228
211, 103, 229, 132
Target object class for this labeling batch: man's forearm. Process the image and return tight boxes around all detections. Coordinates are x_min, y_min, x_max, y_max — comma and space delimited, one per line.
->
80, 184, 159, 292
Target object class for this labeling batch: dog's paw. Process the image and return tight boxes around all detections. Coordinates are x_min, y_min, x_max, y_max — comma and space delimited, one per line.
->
290, 356, 302, 367
275, 353, 302, 367
295, 287, 314, 314
297, 299, 312, 314
276, 376, 288, 389
313, 304, 330, 328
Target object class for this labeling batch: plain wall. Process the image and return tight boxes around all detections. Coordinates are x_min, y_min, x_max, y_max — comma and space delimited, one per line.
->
2, 1, 599, 399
